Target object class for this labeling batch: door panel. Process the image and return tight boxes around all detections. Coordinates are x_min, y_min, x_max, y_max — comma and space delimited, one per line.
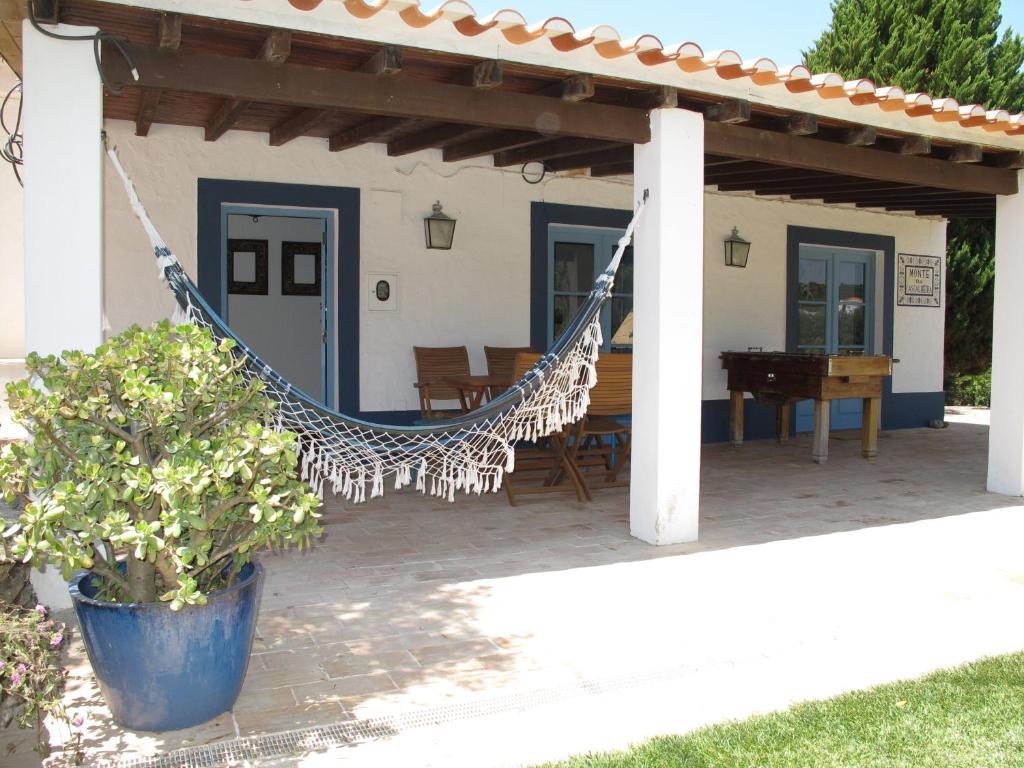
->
794, 245, 875, 433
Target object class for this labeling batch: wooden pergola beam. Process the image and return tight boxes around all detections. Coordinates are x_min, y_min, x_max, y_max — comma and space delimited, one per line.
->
205, 29, 292, 141
269, 107, 332, 147
360, 45, 402, 76
535, 74, 595, 102
493, 137, 618, 167
386, 123, 477, 156
135, 13, 181, 137
329, 116, 406, 152
443, 130, 543, 162
546, 146, 634, 172
471, 59, 502, 89
590, 162, 634, 178
108, 43, 651, 145
704, 121, 1017, 195
705, 98, 751, 124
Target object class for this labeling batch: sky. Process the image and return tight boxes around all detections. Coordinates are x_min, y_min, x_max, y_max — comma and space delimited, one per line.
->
471, 1, 1024, 68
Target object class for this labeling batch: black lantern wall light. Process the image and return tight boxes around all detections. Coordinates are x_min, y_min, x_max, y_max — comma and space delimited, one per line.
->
424, 201, 457, 250
724, 226, 751, 268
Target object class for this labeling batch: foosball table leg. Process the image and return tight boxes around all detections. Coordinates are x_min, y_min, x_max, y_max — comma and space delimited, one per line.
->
776, 402, 791, 444
862, 397, 881, 458
729, 390, 745, 446
812, 399, 830, 464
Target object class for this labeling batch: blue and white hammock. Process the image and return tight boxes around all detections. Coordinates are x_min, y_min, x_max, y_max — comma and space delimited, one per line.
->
106, 148, 645, 502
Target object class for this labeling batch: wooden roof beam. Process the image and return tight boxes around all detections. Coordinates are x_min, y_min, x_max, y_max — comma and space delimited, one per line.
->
704, 98, 752, 125
897, 135, 932, 155
494, 138, 619, 167
135, 13, 181, 137
269, 107, 332, 147
536, 74, 595, 102
471, 59, 503, 89
108, 43, 651, 145
991, 151, 1024, 169
360, 45, 402, 76
841, 125, 877, 146
329, 116, 406, 152
387, 123, 478, 156
949, 144, 983, 164
443, 130, 543, 162
591, 162, 634, 178
704, 121, 1017, 195
765, 113, 818, 135
205, 29, 292, 141
547, 146, 634, 172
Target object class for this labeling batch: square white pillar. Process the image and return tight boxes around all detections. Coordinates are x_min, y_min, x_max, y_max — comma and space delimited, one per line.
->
22, 21, 104, 356
630, 108, 704, 544
988, 170, 1024, 496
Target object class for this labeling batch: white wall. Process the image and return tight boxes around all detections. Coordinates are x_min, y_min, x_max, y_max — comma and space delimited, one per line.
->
101, 120, 947, 415
0, 61, 24, 359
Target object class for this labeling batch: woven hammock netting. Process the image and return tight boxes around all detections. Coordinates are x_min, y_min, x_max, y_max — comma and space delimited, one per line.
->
107, 148, 646, 503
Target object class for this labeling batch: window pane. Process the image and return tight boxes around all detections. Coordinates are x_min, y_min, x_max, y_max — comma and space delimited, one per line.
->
837, 261, 866, 302
798, 304, 827, 347
553, 295, 585, 340
798, 260, 827, 301
837, 303, 865, 346
614, 246, 633, 295
554, 242, 595, 292
611, 297, 634, 346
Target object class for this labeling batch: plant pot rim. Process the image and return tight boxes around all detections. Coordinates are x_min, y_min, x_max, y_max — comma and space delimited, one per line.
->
68, 560, 263, 611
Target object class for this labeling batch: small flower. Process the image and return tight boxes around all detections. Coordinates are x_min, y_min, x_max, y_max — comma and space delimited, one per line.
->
49, 631, 64, 648
16, 663, 26, 673
71, 714, 84, 729
0, 661, 6, 671
11, 672, 21, 685
34, 604, 47, 617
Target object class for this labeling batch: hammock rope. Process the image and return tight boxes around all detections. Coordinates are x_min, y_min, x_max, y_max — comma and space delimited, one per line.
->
105, 147, 647, 502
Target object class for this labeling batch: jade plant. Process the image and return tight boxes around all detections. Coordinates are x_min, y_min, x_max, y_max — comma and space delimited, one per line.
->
0, 321, 322, 608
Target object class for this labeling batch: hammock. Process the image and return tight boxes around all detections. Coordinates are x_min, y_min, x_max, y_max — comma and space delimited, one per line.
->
106, 147, 646, 502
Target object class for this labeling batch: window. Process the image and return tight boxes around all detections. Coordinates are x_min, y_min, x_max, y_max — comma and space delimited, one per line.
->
548, 226, 633, 351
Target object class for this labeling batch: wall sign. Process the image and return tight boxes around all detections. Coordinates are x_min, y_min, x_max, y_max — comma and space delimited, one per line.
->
897, 253, 942, 308
227, 239, 268, 295
366, 272, 398, 312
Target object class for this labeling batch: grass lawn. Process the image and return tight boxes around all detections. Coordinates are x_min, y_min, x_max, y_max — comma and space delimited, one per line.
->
538, 653, 1024, 768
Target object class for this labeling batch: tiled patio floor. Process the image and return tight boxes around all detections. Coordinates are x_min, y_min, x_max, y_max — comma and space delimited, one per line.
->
7, 413, 1024, 766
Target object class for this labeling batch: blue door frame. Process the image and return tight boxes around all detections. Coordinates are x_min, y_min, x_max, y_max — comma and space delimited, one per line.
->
222, 204, 336, 407
197, 179, 360, 416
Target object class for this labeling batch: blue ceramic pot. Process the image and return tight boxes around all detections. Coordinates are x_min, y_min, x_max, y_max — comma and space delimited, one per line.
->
68, 562, 264, 731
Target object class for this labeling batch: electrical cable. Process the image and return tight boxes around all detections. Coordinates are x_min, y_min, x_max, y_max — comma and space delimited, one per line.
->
25, 0, 138, 94
1, 80, 22, 186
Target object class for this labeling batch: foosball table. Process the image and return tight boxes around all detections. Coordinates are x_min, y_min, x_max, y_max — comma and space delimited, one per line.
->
719, 351, 893, 464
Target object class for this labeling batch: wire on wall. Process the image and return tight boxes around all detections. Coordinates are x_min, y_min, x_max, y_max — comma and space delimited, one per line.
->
1, 81, 22, 186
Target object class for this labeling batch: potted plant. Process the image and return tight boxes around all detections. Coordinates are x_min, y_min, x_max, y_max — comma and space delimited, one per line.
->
0, 321, 322, 731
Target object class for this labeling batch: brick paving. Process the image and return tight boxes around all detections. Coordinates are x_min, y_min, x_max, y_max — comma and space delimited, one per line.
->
5, 417, 1023, 766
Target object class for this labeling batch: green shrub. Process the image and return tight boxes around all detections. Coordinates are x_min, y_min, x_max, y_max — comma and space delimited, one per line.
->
0, 321, 322, 608
947, 368, 992, 408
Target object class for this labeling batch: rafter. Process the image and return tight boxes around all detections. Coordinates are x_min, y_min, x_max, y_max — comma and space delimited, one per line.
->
329, 116, 406, 152
135, 12, 180, 137
387, 124, 478, 156
269, 108, 332, 147
493, 138, 619, 167
442, 130, 543, 162
205, 30, 292, 141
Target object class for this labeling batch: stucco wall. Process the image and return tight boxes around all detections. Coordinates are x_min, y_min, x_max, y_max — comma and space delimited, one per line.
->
0, 62, 24, 360
101, 120, 946, 414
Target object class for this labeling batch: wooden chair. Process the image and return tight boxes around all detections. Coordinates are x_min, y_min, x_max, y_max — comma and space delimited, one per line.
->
413, 346, 471, 420
503, 352, 590, 506
484, 345, 533, 398
571, 353, 633, 490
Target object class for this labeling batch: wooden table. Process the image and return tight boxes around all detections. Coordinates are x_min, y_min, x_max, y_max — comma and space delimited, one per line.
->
441, 374, 512, 412
719, 351, 893, 464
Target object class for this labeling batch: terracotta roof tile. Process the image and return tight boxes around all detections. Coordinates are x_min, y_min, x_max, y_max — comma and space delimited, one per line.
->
255, 0, 1024, 139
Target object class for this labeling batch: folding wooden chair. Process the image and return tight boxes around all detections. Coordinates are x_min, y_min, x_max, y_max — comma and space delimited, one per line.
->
483, 345, 533, 397
502, 352, 590, 506
570, 353, 633, 491
413, 346, 471, 420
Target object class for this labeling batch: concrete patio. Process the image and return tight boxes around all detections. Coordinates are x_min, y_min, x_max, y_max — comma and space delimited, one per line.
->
7, 412, 1024, 767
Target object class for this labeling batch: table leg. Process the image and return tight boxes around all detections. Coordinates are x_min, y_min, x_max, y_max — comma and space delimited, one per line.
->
776, 401, 791, 444
812, 399, 830, 464
862, 397, 881, 459
729, 390, 745, 447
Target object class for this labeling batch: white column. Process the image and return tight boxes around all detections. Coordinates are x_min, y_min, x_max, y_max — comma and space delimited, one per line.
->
988, 171, 1024, 496
22, 21, 104, 356
630, 108, 704, 544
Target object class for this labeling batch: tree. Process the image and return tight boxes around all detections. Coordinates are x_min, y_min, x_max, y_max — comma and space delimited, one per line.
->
804, 0, 1024, 375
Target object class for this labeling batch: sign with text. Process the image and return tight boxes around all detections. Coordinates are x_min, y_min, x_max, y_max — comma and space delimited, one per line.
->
897, 253, 942, 308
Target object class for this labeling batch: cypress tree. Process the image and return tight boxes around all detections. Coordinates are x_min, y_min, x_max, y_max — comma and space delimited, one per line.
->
804, 0, 1024, 377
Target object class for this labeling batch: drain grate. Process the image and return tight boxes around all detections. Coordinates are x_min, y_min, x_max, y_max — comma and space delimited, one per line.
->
86, 663, 705, 768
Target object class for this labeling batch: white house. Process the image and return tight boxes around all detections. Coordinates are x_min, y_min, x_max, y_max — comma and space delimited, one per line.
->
2, 0, 1024, 549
